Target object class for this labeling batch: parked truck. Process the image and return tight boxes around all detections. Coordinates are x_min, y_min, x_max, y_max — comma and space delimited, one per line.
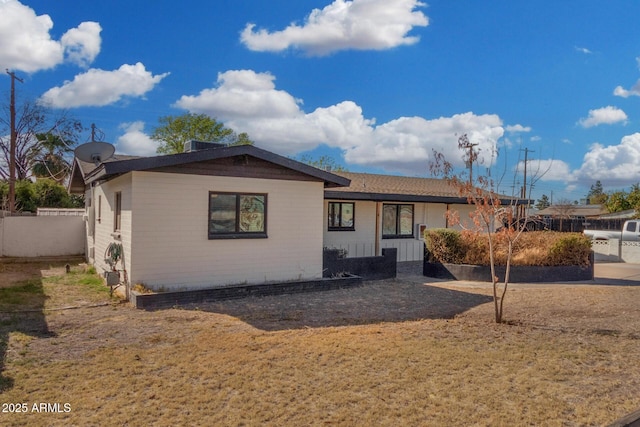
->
584, 220, 640, 241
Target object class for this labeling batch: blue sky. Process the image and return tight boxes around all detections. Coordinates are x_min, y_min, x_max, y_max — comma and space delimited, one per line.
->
2, 0, 640, 203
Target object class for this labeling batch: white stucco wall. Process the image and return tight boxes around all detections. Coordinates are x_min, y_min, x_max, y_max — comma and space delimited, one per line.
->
126, 171, 325, 291
1, 216, 85, 257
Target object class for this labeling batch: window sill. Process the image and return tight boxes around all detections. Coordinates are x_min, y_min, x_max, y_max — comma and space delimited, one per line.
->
328, 228, 355, 232
382, 235, 414, 239
209, 233, 268, 240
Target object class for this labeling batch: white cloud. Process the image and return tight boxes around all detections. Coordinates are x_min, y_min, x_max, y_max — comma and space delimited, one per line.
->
61, 21, 102, 67
575, 46, 592, 54
39, 63, 170, 108
240, 0, 428, 56
523, 159, 573, 182
614, 83, 640, 98
574, 133, 640, 185
505, 124, 531, 133
613, 57, 640, 97
173, 69, 504, 174
578, 106, 627, 128
115, 121, 159, 156
0, 0, 101, 72
175, 70, 302, 118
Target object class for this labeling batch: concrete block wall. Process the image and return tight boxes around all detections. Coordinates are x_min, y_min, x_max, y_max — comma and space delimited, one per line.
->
0, 216, 85, 257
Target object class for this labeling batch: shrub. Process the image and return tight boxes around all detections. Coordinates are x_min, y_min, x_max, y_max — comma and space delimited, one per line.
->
425, 229, 591, 267
424, 228, 464, 264
548, 234, 592, 267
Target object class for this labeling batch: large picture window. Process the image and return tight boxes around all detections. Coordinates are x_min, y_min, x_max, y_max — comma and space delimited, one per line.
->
328, 202, 355, 231
382, 204, 414, 238
209, 192, 267, 239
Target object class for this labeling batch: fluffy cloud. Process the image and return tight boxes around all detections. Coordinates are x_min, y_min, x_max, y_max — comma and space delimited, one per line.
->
39, 63, 170, 108
613, 57, 640, 98
574, 133, 640, 185
578, 106, 627, 128
61, 21, 102, 67
115, 121, 159, 156
0, 0, 101, 72
241, 0, 428, 56
174, 69, 504, 174
520, 159, 574, 182
505, 124, 531, 133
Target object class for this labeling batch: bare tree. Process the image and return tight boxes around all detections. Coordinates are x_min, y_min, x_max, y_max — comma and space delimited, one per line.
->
552, 198, 575, 232
430, 134, 546, 323
0, 95, 81, 181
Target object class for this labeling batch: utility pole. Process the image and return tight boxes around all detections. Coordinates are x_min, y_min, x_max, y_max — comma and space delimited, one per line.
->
6, 70, 23, 214
458, 134, 479, 184
519, 147, 534, 219
520, 147, 534, 200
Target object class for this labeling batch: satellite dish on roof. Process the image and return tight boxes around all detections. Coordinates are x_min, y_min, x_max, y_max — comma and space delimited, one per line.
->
74, 141, 115, 165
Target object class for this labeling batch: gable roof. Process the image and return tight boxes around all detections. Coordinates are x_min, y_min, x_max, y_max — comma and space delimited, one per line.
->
325, 172, 530, 205
69, 144, 350, 193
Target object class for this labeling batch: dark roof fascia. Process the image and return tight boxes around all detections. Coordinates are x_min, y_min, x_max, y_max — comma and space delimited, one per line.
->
325, 190, 532, 206
83, 145, 351, 188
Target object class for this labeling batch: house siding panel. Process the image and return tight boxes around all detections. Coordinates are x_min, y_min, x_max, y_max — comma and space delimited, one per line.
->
91, 174, 133, 281
323, 200, 453, 262
129, 171, 324, 291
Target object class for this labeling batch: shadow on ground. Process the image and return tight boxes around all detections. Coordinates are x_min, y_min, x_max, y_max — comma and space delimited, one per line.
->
187, 279, 493, 331
0, 262, 56, 393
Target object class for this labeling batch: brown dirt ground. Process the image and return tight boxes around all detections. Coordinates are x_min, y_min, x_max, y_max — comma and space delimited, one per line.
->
2, 261, 639, 363
2, 261, 640, 426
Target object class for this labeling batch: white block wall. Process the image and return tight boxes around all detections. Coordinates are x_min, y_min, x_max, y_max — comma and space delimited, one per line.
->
0, 216, 85, 257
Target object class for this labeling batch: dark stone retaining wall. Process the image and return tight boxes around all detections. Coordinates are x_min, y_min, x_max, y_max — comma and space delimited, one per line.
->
424, 260, 594, 282
131, 275, 363, 310
323, 248, 397, 280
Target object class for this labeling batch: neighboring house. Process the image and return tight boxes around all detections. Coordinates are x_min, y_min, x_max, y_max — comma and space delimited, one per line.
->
536, 204, 608, 220
69, 143, 349, 295
323, 172, 524, 262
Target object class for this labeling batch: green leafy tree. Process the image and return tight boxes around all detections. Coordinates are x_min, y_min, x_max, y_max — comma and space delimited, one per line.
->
605, 190, 631, 213
535, 194, 550, 210
297, 155, 347, 172
627, 184, 640, 212
152, 113, 253, 154
0, 179, 82, 212
230, 132, 254, 146
30, 132, 74, 184
587, 180, 607, 205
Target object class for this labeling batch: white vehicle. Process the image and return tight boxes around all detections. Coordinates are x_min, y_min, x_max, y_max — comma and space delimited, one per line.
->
584, 220, 640, 241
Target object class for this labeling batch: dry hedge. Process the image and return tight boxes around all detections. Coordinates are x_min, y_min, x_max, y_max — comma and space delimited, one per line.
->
425, 230, 592, 267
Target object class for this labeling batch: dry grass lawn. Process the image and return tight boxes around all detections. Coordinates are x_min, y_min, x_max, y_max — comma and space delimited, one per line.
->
1, 261, 640, 426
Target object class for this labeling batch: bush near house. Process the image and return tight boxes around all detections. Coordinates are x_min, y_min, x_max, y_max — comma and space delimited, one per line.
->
425, 229, 592, 267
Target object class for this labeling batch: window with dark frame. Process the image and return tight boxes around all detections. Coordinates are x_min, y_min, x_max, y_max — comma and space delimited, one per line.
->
382, 203, 414, 238
328, 202, 355, 231
209, 192, 267, 239
114, 192, 122, 232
